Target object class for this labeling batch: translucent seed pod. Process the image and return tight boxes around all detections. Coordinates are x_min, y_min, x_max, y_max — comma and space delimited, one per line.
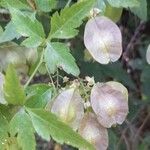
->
106, 81, 128, 101
0, 72, 6, 104
84, 16, 122, 64
79, 112, 108, 150
51, 88, 84, 130
91, 82, 128, 128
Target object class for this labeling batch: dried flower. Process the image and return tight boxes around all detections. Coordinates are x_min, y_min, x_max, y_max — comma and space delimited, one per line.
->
79, 112, 108, 150
91, 82, 128, 128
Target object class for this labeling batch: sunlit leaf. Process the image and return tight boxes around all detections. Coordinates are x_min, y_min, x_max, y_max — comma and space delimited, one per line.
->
0, 21, 21, 44
44, 42, 80, 76
49, 0, 95, 39
84, 16, 122, 64
4, 64, 26, 105
9, 8, 45, 47
27, 108, 94, 150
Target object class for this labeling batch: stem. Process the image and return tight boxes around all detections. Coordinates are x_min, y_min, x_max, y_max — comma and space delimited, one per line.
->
56, 69, 59, 89
65, 0, 72, 7
24, 50, 44, 89
46, 65, 57, 94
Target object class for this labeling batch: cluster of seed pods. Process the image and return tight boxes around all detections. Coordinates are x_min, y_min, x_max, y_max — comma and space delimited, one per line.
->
50, 15, 129, 150
51, 80, 128, 150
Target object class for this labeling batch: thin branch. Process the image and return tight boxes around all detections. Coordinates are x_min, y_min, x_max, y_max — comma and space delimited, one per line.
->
123, 21, 145, 62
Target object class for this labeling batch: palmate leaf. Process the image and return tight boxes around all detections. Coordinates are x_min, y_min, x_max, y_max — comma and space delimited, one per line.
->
3, 64, 26, 105
44, 42, 80, 76
9, 110, 36, 150
107, 0, 139, 8
9, 8, 45, 47
49, 0, 95, 39
26, 108, 95, 150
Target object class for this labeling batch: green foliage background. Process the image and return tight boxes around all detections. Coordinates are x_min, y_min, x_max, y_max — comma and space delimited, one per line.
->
0, 0, 150, 150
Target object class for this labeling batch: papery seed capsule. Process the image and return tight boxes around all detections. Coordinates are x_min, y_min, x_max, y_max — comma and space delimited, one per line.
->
79, 112, 108, 150
91, 82, 128, 128
106, 81, 128, 101
84, 16, 122, 64
51, 88, 84, 130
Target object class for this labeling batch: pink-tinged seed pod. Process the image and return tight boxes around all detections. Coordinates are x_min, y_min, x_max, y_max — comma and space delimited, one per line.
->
106, 81, 128, 101
0, 72, 6, 104
91, 82, 128, 128
79, 112, 108, 150
84, 16, 122, 64
51, 88, 84, 130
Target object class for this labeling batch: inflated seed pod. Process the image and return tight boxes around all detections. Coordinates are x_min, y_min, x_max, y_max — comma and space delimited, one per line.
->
84, 16, 122, 64
91, 82, 128, 128
51, 88, 84, 130
79, 112, 108, 150
0, 72, 6, 104
106, 81, 128, 101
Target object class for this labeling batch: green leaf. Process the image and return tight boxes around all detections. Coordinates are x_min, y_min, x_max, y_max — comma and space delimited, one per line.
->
0, 0, 30, 10
44, 42, 80, 76
35, 0, 57, 12
0, 21, 21, 43
25, 84, 52, 108
9, 8, 45, 47
96, 0, 106, 13
107, 0, 139, 8
26, 108, 95, 150
0, 112, 9, 149
10, 110, 36, 150
0, 26, 3, 34
130, 0, 147, 21
4, 64, 26, 105
104, 4, 123, 22
49, 0, 95, 39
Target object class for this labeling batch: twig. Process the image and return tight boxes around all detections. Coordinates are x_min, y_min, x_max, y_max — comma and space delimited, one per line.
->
24, 49, 44, 89
65, 0, 72, 8
123, 21, 145, 62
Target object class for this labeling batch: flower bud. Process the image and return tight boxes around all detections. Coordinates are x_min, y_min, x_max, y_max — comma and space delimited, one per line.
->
79, 113, 108, 150
51, 88, 84, 130
91, 82, 128, 128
